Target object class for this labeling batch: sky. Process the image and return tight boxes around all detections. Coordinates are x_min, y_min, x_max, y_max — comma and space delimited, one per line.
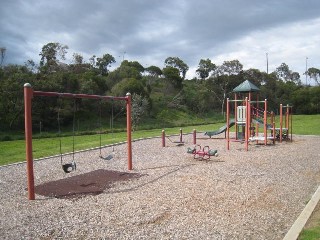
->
1, 0, 320, 84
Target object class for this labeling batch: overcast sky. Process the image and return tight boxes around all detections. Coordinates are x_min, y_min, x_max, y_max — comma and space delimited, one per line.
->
1, 0, 320, 83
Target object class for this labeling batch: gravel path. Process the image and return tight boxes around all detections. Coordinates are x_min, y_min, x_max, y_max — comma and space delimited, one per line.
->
0, 134, 319, 239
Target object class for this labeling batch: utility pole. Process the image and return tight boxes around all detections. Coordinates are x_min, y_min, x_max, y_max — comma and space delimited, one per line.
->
266, 52, 269, 74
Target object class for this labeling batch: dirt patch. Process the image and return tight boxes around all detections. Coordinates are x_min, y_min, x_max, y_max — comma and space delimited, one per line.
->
304, 201, 320, 229
34, 169, 141, 199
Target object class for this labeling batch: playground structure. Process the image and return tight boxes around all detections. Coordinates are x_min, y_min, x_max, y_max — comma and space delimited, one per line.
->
24, 83, 133, 200
225, 80, 293, 151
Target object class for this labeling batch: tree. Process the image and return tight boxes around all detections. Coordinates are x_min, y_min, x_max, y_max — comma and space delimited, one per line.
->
121, 60, 144, 73
0, 65, 32, 129
307, 67, 320, 86
110, 78, 147, 97
210, 60, 244, 115
89, 55, 96, 68
215, 60, 243, 76
196, 58, 216, 80
164, 57, 189, 79
24, 60, 38, 73
39, 42, 68, 68
0, 47, 6, 66
96, 53, 116, 75
162, 66, 183, 89
131, 93, 149, 131
145, 65, 162, 77
275, 63, 301, 84
72, 53, 84, 65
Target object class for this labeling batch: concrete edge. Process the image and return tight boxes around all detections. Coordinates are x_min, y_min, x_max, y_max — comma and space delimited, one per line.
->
283, 185, 320, 240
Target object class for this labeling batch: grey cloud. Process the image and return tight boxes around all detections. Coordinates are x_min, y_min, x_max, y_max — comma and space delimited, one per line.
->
1, 0, 320, 77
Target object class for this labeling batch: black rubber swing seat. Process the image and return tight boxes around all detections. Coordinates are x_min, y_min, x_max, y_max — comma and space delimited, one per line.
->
62, 162, 76, 173
100, 154, 113, 160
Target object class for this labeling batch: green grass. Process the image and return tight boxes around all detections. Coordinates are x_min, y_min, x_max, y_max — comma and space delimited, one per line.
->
299, 227, 320, 240
0, 115, 319, 166
0, 122, 224, 166
291, 115, 320, 135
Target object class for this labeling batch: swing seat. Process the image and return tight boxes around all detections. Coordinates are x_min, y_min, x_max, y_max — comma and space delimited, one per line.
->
175, 142, 184, 146
62, 162, 76, 173
100, 154, 113, 160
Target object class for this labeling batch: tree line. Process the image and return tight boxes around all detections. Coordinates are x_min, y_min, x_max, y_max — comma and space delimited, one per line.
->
0, 42, 319, 132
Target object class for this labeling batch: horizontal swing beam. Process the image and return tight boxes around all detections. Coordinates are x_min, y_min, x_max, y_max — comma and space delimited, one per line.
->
33, 91, 127, 101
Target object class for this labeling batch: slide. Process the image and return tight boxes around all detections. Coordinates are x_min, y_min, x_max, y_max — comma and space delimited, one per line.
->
252, 118, 273, 129
205, 120, 235, 138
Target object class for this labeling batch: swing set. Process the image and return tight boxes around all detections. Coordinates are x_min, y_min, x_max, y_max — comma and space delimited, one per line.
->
24, 83, 133, 200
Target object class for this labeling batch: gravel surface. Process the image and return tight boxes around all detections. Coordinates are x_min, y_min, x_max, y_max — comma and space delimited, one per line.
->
0, 134, 319, 239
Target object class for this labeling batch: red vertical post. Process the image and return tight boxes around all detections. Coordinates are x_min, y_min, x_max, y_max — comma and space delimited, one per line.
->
290, 107, 293, 142
272, 122, 276, 144
286, 104, 289, 139
126, 93, 132, 170
24, 83, 35, 200
162, 130, 166, 147
280, 104, 283, 143
226, 98, 230, 150
245, 97, 249, 151
235, 94, 238, 140
264, 99, 267, 145
193, 129, 196, 144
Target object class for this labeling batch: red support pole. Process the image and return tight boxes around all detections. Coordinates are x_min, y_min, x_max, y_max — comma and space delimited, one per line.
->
193, 129, 196, 144
280, 104, 283, 143
264, 99, 267, 145
24, 83, 35, 200
235, 93, 238, 140
245, 97, 249, 151
290, 107, 293, 142
126, 93, 133, 170
273, 122, 276, 144
162, 130, 165, 147
226, 98, 230, 150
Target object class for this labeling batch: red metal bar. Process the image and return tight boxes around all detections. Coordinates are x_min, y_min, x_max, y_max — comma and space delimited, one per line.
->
290, 107, 293, 142
193, 129, 196, 144
126, 93, 132, 170
226, 98, 230, 150
24, 84, 35, 200
280, 104, 283, 143
264, 99, 267, 145
33, 90, 127, 101
235, 93, 238, 140
162, 130, 165, 147
273, 122, 276, 144
245, 97, 249, 151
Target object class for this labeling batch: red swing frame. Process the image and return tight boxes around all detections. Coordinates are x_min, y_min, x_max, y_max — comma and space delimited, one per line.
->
24, 83, 132, 200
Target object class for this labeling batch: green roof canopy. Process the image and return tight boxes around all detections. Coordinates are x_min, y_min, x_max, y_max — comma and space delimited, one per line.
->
233, 80, 260, 93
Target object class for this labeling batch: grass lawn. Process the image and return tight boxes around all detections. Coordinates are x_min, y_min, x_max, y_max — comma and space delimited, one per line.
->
0, 123, 225, 166
0, 115, 319, 166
